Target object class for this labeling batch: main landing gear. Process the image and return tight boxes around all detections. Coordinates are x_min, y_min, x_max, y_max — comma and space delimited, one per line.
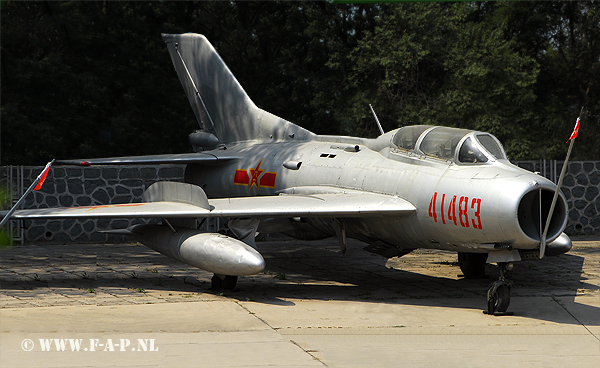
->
457, 252, 488, 279
211, 274, 238, 291
485, 262, 514, 316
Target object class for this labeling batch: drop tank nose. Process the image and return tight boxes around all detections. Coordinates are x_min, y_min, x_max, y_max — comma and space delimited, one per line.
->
132, 224, 265, 276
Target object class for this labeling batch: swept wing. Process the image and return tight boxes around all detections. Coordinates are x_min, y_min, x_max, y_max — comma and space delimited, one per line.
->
56, 152, 238, 166
10, 192, 415, 220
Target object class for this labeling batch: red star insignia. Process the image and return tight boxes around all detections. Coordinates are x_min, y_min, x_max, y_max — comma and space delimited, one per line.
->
248, 159, 265, 190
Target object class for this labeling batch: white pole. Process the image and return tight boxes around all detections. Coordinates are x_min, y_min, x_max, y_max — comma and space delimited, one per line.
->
369, 104, 385, 136
0, 160, 54, 228
540, 113, 581, 259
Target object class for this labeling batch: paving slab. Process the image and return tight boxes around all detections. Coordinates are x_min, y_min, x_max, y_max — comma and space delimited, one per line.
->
1, 237, 599, 367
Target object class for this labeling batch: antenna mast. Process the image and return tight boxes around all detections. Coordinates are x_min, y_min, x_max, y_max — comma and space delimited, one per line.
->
369, 104, 385, 136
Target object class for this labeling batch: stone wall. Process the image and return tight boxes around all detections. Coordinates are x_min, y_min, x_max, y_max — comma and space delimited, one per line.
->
514, 160, 599, 236
1, 165, 185, 244
2, 160, 599, 244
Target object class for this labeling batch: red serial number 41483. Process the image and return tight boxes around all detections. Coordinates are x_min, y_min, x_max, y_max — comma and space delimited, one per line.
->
428, 192, 483, 230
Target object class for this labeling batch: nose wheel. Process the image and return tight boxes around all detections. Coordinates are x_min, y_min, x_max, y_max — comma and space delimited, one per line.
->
485, 262, 514, 316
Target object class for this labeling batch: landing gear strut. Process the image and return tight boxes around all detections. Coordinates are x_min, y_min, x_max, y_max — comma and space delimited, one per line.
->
485, 262, 514, 316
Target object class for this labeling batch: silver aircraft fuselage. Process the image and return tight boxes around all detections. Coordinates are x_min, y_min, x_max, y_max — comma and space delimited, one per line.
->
185, 127, 568, 255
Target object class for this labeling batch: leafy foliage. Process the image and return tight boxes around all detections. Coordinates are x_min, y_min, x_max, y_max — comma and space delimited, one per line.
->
2, 1, 598, 164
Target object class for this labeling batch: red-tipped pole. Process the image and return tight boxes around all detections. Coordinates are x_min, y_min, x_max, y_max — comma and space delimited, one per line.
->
0, 159, 55, 228
540, 111, 582, 259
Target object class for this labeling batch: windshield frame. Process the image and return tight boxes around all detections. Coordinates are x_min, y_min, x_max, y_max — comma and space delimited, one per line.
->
458, 136, 489, 164
475, 133, 507, 161
455, 132, 507, 165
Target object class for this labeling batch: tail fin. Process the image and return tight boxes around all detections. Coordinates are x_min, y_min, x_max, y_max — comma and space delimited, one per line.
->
162, 33, 314, 145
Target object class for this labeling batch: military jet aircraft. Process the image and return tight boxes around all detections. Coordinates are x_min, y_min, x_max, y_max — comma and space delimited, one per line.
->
9, 33, 572, 315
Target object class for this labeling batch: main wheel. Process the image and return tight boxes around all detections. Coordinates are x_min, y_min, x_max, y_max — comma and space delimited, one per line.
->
222, 275, 238, 290
489, 283, 510, 313
211, 274, 222, 290
458, 252, 488, 279
211, 274, 238, 291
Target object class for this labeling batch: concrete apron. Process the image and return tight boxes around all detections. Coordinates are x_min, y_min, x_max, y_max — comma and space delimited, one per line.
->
1, 238, 599, 367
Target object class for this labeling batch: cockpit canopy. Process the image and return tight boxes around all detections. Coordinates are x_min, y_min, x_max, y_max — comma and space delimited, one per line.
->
391, 125, 507, 164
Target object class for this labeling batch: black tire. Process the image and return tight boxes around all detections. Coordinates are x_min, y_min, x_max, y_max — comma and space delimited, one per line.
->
211, 275, 238, 291
211, 274, 223, 291
492, 284, 511, 313
458, 252, 488, 279
222, 275, 238, 290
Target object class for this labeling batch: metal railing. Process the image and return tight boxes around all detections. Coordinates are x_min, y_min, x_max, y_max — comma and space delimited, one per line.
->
514, 159, 560, 183
5, 165, 25, 246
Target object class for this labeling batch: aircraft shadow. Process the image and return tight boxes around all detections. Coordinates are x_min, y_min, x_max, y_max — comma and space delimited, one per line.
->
228, 238, 599, 325
0, 239, 598, 326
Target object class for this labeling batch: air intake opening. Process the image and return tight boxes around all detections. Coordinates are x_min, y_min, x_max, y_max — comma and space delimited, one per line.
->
517, 188, 567, 242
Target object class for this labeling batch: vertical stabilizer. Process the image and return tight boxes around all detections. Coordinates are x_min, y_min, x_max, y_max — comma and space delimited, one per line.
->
162, 33, 314, 144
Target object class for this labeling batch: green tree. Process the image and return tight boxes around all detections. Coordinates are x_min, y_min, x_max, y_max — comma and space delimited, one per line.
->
502, 1, 600, 159
331, 3, 539, 159
2, 1, 599, 164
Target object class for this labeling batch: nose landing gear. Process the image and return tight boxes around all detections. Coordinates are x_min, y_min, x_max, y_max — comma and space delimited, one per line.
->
485, 262, 515, 316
